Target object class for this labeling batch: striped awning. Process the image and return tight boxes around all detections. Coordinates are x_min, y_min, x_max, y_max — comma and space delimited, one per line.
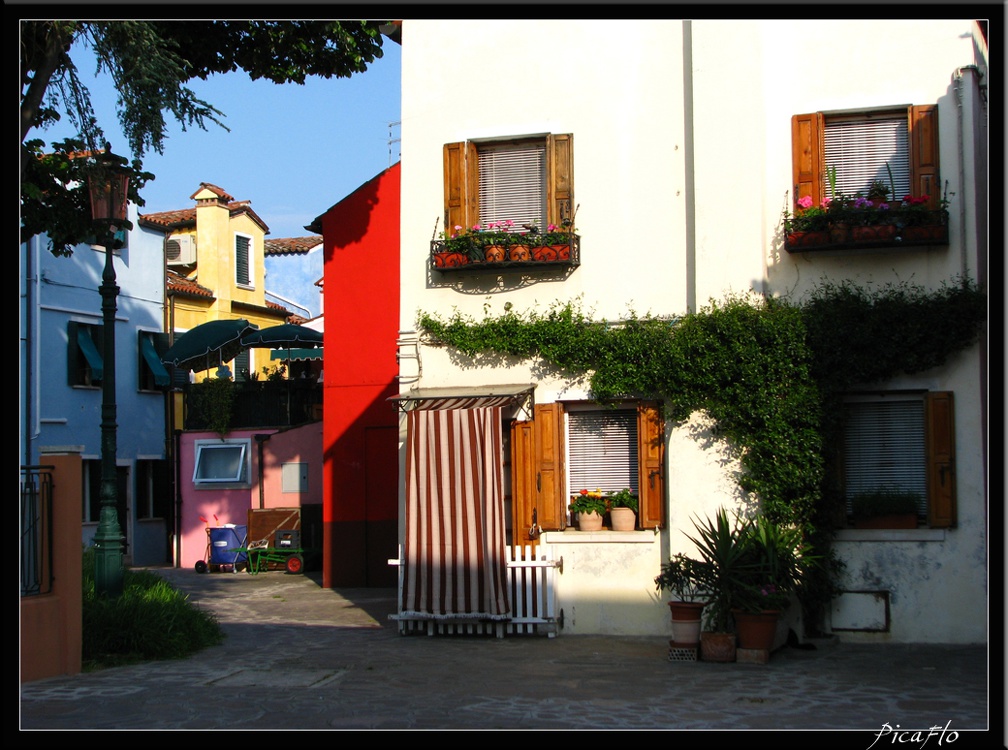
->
388, 384, 534, 413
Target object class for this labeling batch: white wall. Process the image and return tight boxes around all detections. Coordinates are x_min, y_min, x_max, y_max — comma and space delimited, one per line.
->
399, 19, 987, 643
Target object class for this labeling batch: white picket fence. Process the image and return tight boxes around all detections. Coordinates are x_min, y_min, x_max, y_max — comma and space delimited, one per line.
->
388, 544, 562, 637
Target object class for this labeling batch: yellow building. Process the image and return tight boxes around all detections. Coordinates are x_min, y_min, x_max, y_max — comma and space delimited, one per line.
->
140, 183, 293, 380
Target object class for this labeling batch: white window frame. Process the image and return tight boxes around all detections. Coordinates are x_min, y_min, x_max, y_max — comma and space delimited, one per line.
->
842, 393, 927, 518
823, 109, 911, 200
193, 438, 252, 488
235, 232, 254, 288
565, 406, 639, 497
477, 138, 547, 231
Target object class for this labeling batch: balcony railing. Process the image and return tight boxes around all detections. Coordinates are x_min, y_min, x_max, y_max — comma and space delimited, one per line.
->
430, 235, 580, 273
184, 379, 322, 431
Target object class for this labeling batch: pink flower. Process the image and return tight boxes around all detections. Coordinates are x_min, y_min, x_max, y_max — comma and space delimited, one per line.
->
797, 195, 814, 210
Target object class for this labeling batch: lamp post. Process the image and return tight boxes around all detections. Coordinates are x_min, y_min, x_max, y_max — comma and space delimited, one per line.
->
86, 144, 130, 597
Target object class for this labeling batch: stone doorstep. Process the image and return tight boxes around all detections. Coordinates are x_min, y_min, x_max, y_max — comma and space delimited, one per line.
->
736, 647, 770, 664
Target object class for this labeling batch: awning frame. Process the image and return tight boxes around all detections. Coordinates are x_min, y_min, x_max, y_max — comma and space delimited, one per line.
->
388, 384, 535, 415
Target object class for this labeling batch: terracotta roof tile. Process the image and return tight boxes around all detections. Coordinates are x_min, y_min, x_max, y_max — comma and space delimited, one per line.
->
139, 199, 269, 233
166, 270, 214, 299
264, 236, 324, 256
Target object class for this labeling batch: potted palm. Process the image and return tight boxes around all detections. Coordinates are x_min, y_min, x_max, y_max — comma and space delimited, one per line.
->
655, 552, 707, 652
731, 515, 810, 652
681, 507, 756, 662
607, 488, 638, 531
568, 489, 607, 531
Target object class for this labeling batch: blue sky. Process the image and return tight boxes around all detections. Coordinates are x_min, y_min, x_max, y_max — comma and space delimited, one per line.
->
37, 33, 402, 319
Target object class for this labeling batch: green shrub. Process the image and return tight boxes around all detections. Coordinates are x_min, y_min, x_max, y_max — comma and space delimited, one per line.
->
82, 548, 224, 670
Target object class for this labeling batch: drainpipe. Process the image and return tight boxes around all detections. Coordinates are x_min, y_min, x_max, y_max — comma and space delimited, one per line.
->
255, 433, 271, 509
953, 67, 971, 279
173, 428, 182, 567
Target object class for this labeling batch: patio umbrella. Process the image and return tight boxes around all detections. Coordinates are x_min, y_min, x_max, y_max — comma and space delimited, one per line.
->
242, 323, 323, 370
161, 318, 258, 373
239, 324, 323, 350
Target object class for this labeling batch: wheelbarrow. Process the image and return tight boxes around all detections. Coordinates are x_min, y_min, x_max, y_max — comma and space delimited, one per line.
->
240, 529, 304, 575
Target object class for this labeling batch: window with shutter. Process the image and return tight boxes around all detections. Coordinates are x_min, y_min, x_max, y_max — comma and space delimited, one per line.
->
235, 234, 252, 286
443, 133, 575, 233
792, 105, 940, 209
67, 320, 104, 386
510, 400, 664, 539
841, 392, 956, 528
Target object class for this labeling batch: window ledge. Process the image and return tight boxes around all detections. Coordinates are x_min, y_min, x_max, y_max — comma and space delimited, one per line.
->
834, 528, 947, 542
541, 529, 655, 544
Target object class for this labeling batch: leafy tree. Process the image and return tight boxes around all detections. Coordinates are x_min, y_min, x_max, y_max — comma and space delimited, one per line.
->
20, 20, 389, 255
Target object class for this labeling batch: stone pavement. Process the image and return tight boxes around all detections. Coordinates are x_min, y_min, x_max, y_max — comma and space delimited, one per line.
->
19, 565, 997, 737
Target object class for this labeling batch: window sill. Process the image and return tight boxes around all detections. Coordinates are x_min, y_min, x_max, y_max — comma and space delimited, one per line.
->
541, 529, 655, 544
834, 528, 947, 542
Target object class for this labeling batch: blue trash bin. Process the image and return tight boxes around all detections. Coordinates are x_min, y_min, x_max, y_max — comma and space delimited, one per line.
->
209, 525, 248, 567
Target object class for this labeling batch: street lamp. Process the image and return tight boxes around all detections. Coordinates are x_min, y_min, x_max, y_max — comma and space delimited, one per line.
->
86, 143, 130, 597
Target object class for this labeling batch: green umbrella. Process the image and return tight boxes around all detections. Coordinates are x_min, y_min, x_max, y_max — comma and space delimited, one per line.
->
161, 319, 258, 373
239, 324, 323, 349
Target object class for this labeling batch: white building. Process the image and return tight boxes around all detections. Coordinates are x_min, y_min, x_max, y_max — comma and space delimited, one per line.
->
394, 19, 989, 644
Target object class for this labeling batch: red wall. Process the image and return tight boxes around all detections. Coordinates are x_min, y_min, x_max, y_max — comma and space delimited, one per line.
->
320, 163, 401, 587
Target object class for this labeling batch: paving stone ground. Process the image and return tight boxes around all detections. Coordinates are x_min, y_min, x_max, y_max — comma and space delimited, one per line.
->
19, 565, 996, 738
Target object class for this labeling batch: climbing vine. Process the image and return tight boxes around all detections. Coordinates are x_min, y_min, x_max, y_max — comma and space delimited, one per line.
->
418, 275, 986, 626
186, 376, 235, 438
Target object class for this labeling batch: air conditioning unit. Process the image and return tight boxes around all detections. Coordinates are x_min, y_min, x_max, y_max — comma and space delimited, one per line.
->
166, 234, 197, 266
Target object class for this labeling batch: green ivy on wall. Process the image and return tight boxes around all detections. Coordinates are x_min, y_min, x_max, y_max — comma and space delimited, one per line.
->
186, 377, 236, 438
418, 275, 986, 627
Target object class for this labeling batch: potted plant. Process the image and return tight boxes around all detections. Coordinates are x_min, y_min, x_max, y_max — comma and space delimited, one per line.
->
731, 515, 810, 652
784, 195, 831, 248
607, 488, 638, 531
569, 489, 607, 531
850, 487, 921, 529
681, 507, 756, 662
655, 552, 707, 650
866, 179, 891, 206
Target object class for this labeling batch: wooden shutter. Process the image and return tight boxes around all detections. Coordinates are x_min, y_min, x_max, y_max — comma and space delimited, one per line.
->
909, 105, 940, 208
547, 133, 575, 226
791, 113, 824, 207
533, 402, 566, 530
510, 419, 539, 545
637, 402, 665, 529
235, 235, 250, 285
443, 141, 480, 232
926, 391, 956, 528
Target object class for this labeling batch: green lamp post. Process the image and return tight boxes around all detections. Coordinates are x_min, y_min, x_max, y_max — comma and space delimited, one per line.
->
87, 144, 130, 597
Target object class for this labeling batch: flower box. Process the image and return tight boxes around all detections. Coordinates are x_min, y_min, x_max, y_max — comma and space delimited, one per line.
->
430, 235, 580, 272
785, 223, 948, 253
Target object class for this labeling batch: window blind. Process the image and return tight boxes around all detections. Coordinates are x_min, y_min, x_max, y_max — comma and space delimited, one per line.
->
478, 141, 547, 231
843, 398, 926, 515
824, 115, 910, 200
568, 410, 639, 494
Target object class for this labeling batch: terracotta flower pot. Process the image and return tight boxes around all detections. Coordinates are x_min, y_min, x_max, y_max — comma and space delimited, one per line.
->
432, 251, 469, 268
509, 244, 531, 261
732, 609, 780, 651
668, 601, 705, 647
531, 245, 557, 261
576, 510, 603, 531
484, 245, 506, 262
609, 507, 636, 531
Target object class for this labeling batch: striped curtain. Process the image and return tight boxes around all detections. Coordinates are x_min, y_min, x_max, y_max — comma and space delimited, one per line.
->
402, 405, 511, 620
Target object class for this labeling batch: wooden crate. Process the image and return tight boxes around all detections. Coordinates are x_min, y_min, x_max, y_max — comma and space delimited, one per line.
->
247, 508, 301, 569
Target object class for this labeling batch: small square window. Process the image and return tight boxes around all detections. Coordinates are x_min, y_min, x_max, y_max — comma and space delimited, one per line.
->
193, 440, 250, 487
